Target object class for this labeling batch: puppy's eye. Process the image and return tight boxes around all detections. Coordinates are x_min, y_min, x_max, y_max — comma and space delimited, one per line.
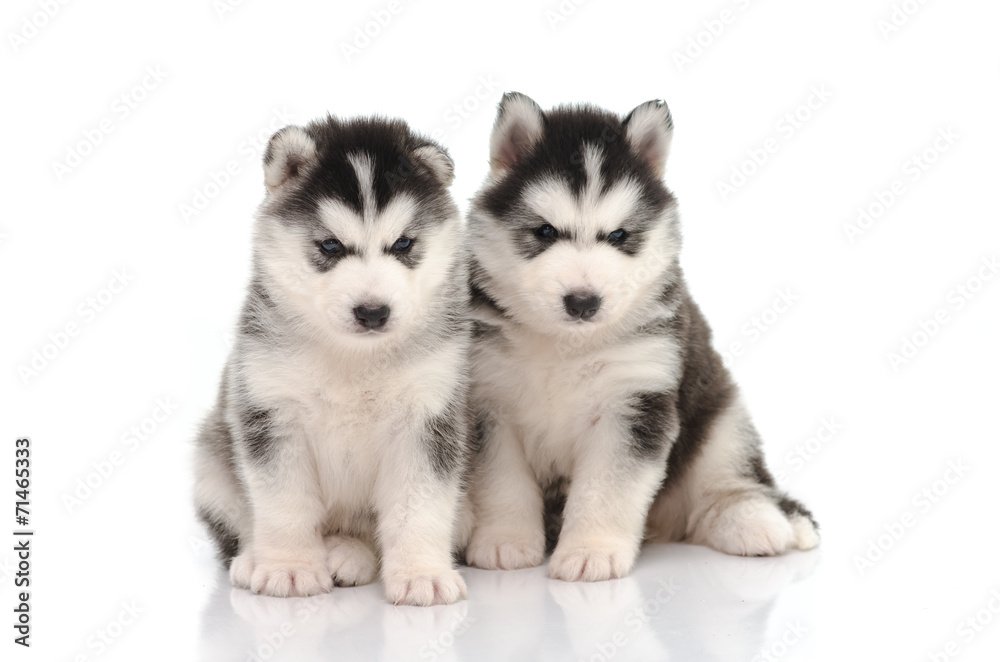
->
535, 224, 558, 240
608, 228, 627, 244
319, 238, 342, 255
392, 237, 413, 252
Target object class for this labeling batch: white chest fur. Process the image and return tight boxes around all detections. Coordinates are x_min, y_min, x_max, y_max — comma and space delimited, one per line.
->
473, 329, 681, 478
240, 337, 465, 514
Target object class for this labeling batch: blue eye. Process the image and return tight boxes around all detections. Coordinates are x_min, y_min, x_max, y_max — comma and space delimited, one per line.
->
608, 229, 627, 243
392, 237, 413, 252
535, 224, 558, 240
319, 238, 342, 255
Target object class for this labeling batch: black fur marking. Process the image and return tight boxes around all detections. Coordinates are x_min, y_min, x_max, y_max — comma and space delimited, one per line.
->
747, 446, 777, 488
281, 116, 450, 220
774, 494, 818, 530
242, 406, 276, 464
198, 507, 240, 566
660, 283, 737, 490
472, 409, 495, 457
426, 411, 465, 477
197, 381, 239, 475
542, 477, 568, 555
627, 391, 678, 460
469, 281, 508, 318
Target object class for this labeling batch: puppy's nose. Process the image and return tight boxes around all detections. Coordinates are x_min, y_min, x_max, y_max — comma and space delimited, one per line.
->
564, 293, 601, 321
353, 304, 390, 329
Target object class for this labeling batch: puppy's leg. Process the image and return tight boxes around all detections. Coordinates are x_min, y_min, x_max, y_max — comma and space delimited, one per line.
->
549, 394, 676, 582
465, 413, 546, 570
194, 403, 247, 565
376, 413, 467, 606
228, 416, 331, 597
651, 398, 819, 556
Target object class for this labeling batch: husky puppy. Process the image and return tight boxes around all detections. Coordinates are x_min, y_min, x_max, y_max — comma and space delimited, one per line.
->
193, 115, 470, 605
465, 94, 818, 582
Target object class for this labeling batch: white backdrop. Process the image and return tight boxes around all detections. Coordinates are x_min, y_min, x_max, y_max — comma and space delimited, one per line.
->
2, 0, 999, 660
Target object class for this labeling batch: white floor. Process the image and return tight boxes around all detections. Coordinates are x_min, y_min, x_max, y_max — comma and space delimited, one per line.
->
197, 543, 821, 662
189, 527, 1000, 661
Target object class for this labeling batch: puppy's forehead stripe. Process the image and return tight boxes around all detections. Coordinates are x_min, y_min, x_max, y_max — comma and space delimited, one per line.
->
317, 194, 419, 250
581, 143, 605, 197
347, 152, 376, 220
522, 176, 643, 235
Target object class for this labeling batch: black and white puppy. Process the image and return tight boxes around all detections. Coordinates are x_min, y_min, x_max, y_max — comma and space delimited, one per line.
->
464, 94, 818, 582
194, 116, 471, 605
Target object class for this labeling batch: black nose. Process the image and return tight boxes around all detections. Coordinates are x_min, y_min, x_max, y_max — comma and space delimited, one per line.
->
564, 293, 601, 320
353, 305, 390, 329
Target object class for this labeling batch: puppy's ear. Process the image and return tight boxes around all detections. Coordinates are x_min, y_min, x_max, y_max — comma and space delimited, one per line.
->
263, 126, 317, 192
412, 142, 455, 187
489, 92, 544, 173
622, 100, 673, 178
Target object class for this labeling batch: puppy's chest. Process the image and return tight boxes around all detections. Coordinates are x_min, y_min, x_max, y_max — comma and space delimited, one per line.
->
486, 335, 682, 450
294, 365, 408, 449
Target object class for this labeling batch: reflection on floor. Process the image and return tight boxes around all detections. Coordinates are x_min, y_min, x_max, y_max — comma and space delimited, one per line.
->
199, 542, 820, 662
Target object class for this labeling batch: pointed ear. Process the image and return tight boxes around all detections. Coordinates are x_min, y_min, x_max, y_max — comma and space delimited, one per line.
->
489, 92, 544, 173
622, 100, 673, 177
412, 143, 455, 187
263, 126, 317, 192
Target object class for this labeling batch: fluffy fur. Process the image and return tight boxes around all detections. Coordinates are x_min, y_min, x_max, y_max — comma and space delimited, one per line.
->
464, 93, 818, 582
193, 115, 471, 605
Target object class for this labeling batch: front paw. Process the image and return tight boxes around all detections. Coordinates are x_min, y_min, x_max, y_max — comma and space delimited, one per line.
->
466, 528, 546, 570
383, 567, 467, 606
548, 541, 638, 582
324, 535, 378, 587
230, 551, 332, 597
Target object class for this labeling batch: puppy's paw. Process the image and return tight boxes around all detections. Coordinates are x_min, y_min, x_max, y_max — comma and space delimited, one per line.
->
324, 535, 378, 587
790, 513, 820, 551
698, 497, 798, 557
384, 567, 467, 606
466, 528, 545, 570
230, 551, 332, 597
548, 541, 637, 582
